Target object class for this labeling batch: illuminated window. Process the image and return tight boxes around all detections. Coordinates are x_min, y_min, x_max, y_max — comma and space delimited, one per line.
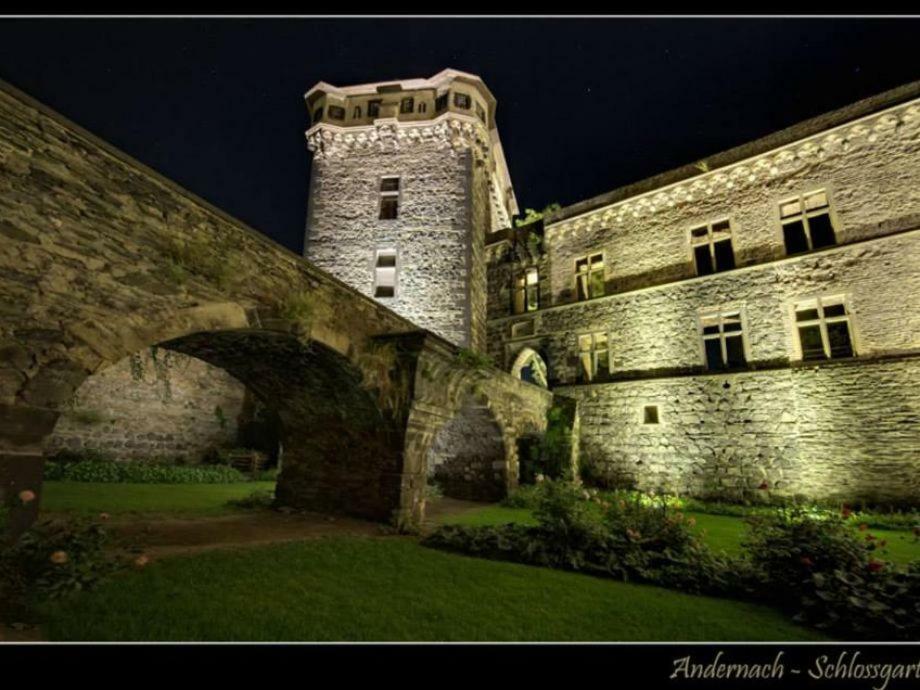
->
575, 253, 605, 301
327, 105, 345, 121
453, 92, 471, 109
379, 177, 400, 220
513, 267, 539, 314
780, 190, 837, 255
373, 249, 397, 298
435, 93, 448, 112
794, 296, 855, 360
368, 99, 382, 118
578, 332, 609, 383
700, 310, 747, 370
691, 219, 735, 276
400, 97, 414, 114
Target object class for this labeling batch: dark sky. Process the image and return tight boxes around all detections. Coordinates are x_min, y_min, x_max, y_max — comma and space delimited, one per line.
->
0, 18, 918, 254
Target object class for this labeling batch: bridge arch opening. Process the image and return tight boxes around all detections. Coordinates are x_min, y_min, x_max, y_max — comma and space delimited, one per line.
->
426, 395, 508, 502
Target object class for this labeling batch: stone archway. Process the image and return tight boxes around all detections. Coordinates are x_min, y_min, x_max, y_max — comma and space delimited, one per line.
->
511, 347, 549, 388
425, 394, 507, 502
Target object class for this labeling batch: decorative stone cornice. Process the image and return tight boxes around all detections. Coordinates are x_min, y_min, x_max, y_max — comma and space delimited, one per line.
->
547, 101, 920, 239
305, 114, 492, 161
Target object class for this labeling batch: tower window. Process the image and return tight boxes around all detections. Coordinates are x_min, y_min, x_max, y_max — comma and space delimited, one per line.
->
368, 99, 382, 118
312, 107, 323, 124
513, 267, 539, 314
475, 103, 486, 123
700, 310, 747, 371
794, 296, 855, 361
374, 249, 398, 298
327, 105, 345, 121
400, 97, 414, 114
453, 92, 471, 109
578, 332, 609, 383
643, 405, 660, 425
353, 106, 362, 119
435, 93, 448, 112
690, 219, 736, 276
780, 190, 837, 255
418, 102, 427, 114
575, 253, 605, 301
379, 177, 400, 220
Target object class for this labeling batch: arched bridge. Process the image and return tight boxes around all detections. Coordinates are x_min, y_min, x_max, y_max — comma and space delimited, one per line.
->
0, 80, 557, 534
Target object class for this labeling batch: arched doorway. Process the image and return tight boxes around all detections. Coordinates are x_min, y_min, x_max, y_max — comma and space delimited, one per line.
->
511, 347, 548, 388
426, 395, 507, 502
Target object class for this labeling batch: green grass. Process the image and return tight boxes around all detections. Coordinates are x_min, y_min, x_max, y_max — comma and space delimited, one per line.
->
41, 481, 276, 518
41, 537, 825, 642
439, 506, 920, 566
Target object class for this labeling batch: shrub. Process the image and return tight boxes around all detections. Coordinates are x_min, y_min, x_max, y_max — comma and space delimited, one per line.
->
0, 517, 126, 621
227, 490, 276, 510
745, 508, 920, 640
43, 460, 248, 484
255, 468, 279, 482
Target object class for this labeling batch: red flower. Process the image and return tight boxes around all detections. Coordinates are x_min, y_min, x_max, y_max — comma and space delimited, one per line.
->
868, 560, 884, 573
841, 505, 853, 519
800, 556, 814, 568
758, 481, 769, 490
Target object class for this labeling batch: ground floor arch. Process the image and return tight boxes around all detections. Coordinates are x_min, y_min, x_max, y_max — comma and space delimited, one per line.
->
511, 347, 549, 388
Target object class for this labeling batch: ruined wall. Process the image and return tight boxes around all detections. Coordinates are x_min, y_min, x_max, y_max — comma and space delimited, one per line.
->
561, 355, 920, 506
305, 124, 491, 351
46, 350, 246, 461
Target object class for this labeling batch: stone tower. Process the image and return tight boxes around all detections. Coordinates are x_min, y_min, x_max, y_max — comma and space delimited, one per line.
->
303, 69, 517, 352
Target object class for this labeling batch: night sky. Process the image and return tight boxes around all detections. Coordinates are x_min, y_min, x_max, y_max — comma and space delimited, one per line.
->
0, 18, 917, 254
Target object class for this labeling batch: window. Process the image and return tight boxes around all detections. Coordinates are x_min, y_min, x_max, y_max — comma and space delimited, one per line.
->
327, 105, 345, 121
368, 99, 382, 118
400, 97, 414, 114
643, 405, 660, 425
690, 219, 736, 276
513, 267, 539, 314
379, 177, 400, 220
700, 311, 747, 370
418, 102, 427, 114
373, 249, 397, 298
353, 106, 362, 119
453, 92, 471, 109
780, 190, 837, 255
511, 320, 535, 339
475, 102, 486, 123
435, 93, 448, 112
575, 253, 605, 301
794, 296, 855, 361
578, 332, 609, 382
312, 107, 323, 123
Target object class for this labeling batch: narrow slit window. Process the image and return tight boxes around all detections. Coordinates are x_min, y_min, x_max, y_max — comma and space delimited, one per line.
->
575, 253, 605, 301
780, 190, 837, 255
578, 332, 609, 383
400, 97, 414, 114
435, 93, 448, 112
418, 102, 427, 114
690, 219, 736, 276
368, 99, 382, 118
643, 405, 660, 425
512, 267, 539, 314
700, 311, 747, 371
794, 296, 855, 361
374, 249, 397, 298
379, 177, 400, 220
352, 106, 362, 119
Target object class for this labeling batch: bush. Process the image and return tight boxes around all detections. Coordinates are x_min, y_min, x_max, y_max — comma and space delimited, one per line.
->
745, 508, 920, 640
227, 490, 276, 510
0, 517, 126, 622
44, 460, 248, 484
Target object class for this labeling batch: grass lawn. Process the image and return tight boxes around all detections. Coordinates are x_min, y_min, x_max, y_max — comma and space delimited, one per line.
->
40, 536, 825, 642
440, 505, 920, 566
40, 481, 276, 518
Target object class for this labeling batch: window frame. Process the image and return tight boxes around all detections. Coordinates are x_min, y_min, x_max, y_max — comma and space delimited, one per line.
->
777, 188, 840, 256
372, 248, 399, 299
638, 402, 665, 430
790, 294, 857, 361
512, 266, 540, 314
577, 330, 610, 383
368, 99, 382, 118
573, 252, 605, 302
327, 104, 345, 121
378, 176, 401, 220
453, 92, 472, 109
400, 96, 415, 114
688, 218, 736, 276
697, 306, 750, 371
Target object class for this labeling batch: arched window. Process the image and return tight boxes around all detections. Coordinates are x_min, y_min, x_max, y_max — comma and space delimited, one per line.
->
511, 348, 548, 388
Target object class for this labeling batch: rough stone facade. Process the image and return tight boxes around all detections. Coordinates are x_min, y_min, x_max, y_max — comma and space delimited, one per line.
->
487, 81, 920, 506
45, 350, 246, 462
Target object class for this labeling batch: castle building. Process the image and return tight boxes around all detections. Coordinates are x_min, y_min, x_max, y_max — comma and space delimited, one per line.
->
305, 71, 920, 506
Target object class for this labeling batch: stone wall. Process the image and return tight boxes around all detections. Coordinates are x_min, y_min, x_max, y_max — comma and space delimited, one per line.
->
46, 350, 246, 462
304, 125, 491, 351
560, 354, 920, 506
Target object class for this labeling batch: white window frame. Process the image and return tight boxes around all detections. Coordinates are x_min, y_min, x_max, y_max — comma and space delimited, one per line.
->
697, 306, 750, 370
513, 266, 539, 314
688, 218, 735, 275
373, 248, 398, 299
637, 401, 665, 430
378, 176, 400, 220
577, 330, 609, 383
790, 294, 857, 361
574, 252, 605, 301
777, 188, 839, 254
